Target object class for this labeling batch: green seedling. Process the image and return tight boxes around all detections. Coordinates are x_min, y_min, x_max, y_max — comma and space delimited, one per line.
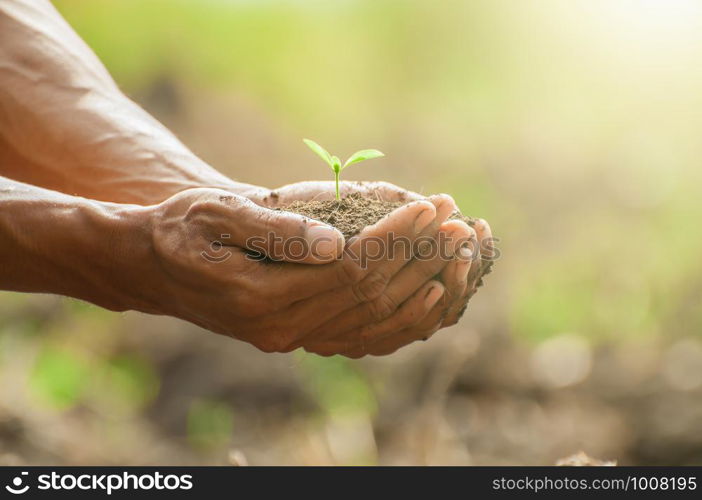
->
303, 138, 385, 200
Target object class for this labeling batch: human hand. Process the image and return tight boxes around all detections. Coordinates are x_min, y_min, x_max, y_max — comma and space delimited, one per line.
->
253, 180, 495, 356
132, 188, 459, 354
314, 217, 493, 357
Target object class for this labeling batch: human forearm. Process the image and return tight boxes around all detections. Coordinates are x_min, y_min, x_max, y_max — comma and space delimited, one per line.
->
0, 176, 155, 311
0, 0, 259, 204
0, 175, 487, 357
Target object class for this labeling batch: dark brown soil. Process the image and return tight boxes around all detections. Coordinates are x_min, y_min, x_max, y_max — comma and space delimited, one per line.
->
279, 193, 480, 239
279, 194, 494, 283
280, 194, 406, 239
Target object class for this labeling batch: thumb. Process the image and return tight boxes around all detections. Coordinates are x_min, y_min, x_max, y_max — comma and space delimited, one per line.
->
216, 195, 344, 264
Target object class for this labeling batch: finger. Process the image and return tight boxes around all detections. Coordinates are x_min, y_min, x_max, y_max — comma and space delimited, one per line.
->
341, 284, 446, 358
380, 295, 449, 349
467, 217, 492, 283
474, 218, 495, 259
279, 195, 457, 350
345, 181, 424, 202
303, 245, 447, 345
241, 258, 359, 306
243, 272, 446, 353
437, 259, 470, 328
309, 218, 466, 343
343, 193, 457, 273
421, 194, 461, 239
242, 247, 446, 351
343, 199, 435, 269
304, 281, 445, 357
239, 194, 457, 307
442, 260, 485, 327
320, 193, 456, 311
442, 218, 493, 326
237, 195, 456, 347
340, 193, 456, 302
365, 318, 444, 356
193, 191, 345, 264
442, 289, 474, 328
437, 221, 477, 323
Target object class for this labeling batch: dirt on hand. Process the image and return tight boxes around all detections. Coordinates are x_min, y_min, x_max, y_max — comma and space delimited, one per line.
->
278, 193, 494, 283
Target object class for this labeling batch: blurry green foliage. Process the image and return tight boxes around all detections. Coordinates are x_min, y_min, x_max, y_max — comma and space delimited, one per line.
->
30, 346, 90, 410
1, 0, 700, 466
513, 259, 597, 343
47, 0, 702, 350
187, 399, 234, 450
94, 355, 160, 414
297, 353, 377, 417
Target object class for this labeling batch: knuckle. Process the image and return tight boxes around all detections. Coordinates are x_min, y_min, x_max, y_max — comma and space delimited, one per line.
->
443, 315, 459, 327
344, 350, 366, 359
351, 269, 389, 304
367, 293, 398, 322
278, 341, 299, 353
475, 218, 491, 233
305, 345, 336, 357
185, 198, 217, 220
418, 260, 442, 282
255, 339, 278, 354
336, 259, 363, 286
255, 334, 289, 354
428, 320, 444, 336
370, 345, 401, 357
254, 208, 280, 234
257, 208, 305, 240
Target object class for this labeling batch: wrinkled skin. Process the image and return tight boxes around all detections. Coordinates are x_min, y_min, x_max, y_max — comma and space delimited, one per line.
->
259, 180, 494, 355
0, 1, 493, 357
142, 188, 472, 354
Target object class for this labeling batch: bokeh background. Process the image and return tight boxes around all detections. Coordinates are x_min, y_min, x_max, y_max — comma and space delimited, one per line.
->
2, 0, 702, 465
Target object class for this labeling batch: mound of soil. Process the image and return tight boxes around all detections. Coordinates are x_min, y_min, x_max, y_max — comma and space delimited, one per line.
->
280, 193, 477, 239
280, 195, 406, 239
279, 193, 494, 282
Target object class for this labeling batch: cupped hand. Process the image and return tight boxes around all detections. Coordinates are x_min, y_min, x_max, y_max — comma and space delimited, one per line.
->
132, 187, 455, 354
250, 181, 495, 357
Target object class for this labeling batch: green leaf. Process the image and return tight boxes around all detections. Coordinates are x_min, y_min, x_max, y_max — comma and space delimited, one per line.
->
343, 149, 385, 169
303, 138, 334, 168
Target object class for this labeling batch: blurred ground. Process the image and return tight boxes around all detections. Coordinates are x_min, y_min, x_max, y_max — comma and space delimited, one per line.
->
1, 0, 702, 465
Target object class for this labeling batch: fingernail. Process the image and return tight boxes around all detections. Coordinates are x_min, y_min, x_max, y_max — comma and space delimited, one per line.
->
307, 224, 343, 258
456, 244, 473, 260
414, 206, 435, 234
424, 284, 444, 308
430, 194, 458, 213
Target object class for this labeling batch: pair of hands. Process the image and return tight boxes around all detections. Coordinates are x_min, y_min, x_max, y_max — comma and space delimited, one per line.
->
0, 0, 493, 357
138, 180, 492, 357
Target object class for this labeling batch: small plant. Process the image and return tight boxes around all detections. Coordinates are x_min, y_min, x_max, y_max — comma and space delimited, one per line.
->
303, 139, 385, 200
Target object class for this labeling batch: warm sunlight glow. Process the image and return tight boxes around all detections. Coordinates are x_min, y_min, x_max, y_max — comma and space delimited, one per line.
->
598, 0, 702, 49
